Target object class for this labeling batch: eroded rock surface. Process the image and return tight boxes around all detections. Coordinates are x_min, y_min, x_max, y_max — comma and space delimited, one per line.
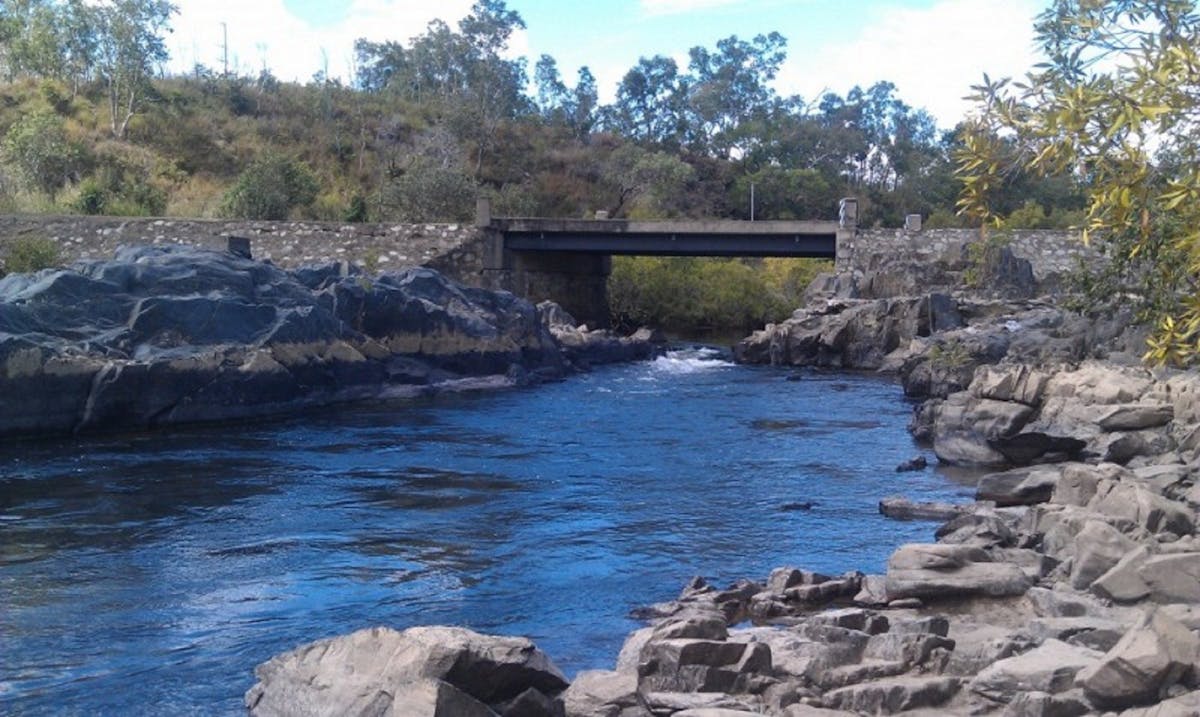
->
0, 246, 659, 439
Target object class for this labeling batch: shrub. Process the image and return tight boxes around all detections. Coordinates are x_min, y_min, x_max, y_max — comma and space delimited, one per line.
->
963, 231, 1012, 289
3, 235, 61, 275
220, 153, 320, 220
382, 157, 477, 222
344, 194, 369, 223
2, 111, 80, 199
75, 177, 107, 215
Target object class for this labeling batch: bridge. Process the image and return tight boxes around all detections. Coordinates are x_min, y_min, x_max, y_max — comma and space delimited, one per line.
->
475, 199, 856, 326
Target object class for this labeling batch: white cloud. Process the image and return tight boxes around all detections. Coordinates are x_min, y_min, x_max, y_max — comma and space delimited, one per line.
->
776, 0, 1044, 128
640, 0, 744, 17
167, 0, 475, 82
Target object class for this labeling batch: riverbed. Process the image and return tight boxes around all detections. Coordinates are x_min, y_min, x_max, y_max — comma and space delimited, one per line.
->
0, 348, 972, 715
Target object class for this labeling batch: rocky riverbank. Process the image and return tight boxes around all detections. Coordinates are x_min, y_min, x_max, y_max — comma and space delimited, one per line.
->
246, 440, 1200, 715
0, 245, 660, 439
244, 246, 1200, 715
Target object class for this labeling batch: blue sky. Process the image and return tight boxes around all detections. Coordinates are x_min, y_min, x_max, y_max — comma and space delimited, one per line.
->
168, 0, 1048, 128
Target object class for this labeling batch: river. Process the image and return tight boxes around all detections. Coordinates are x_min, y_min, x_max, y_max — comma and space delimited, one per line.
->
0, 347, 972, 715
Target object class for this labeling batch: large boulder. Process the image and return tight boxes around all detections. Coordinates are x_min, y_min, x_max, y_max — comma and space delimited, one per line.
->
821, 676, 962, 714
537, 301, 661, 367
969, 639, 1103, 704
1087, 480, 1195, 535
971, 364, 1052, 406
0, 247, 579, 439
1075, 610, 1200, 710
734, 296, 931, 370
976, 466, 1061, 506
1093, 550, 1200, 604
1069, 520, 1138, 590
931, 393, 1035, 466
637, 638, 771, 694
885, 544, 1032, 599
244, 626, 568, 716
561, 670, 643, 717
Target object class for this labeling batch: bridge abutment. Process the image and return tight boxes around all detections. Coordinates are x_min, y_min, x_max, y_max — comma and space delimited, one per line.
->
479, 226, 613, 327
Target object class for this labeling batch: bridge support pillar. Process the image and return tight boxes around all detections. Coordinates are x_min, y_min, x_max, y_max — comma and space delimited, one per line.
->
480, 228, 612, 328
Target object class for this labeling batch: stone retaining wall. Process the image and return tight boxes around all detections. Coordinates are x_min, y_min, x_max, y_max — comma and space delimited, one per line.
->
839, 228, 1098, 283
0, 215, 483, 277
1, 215, 1102, 299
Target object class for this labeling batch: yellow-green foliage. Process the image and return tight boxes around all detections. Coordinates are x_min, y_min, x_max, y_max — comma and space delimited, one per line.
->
609, 256, 830, 334
1004, 200, 1085, 230
2, 235, 61, 275
926, 338, 972, 370
957, 1, 1200, 365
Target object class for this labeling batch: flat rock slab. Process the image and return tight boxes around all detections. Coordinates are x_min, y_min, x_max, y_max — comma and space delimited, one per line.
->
244, 626, 567, 716
885, 544, 1032, 599
1098, 404, 1175, 431
822, 675, 962, 714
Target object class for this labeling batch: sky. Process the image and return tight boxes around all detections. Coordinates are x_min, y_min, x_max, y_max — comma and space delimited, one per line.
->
165, 0, 1049, 129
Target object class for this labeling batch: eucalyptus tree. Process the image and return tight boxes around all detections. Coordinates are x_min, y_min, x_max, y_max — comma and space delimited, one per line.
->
91, 0, 176, 138
604, 55, 688, 146
355, 0, 530, 176
0, 0, 68, 81
682, 32, 787, 157
533, 55, 598, 140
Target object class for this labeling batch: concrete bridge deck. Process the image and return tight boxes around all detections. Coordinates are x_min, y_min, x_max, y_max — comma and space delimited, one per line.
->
493, 218, 839, 258
477, 205, 855, 326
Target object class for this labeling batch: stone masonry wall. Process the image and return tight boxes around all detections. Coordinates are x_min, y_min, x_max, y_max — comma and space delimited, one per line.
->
0, 215, 1103, 301
0, 215, 485, 280
838, 228, 1099, 284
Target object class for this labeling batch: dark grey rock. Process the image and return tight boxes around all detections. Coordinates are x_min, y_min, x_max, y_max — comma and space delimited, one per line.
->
989, 433, 1088, 465
977, 466, 1062, 506
0, 246, 626, 439
895, 456, 928, 472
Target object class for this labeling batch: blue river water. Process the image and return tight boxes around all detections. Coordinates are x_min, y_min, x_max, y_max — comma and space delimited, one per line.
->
0, 348, 974, 715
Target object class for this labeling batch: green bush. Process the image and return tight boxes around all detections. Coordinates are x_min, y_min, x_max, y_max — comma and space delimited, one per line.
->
2, 111, 80, 199
75, 177, 107, 215
609, 256, 791, 334
343, 194, 369, 223
220, 153, 320, 220
382, 158, 477, 222
3, 235, 61, 275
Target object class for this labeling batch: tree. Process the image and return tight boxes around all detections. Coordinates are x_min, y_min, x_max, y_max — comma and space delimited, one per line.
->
729, 165, 836, 220
92, 0, 176, 138
599, 143, 694, 218
534, 54, 569, 121
605, 55, 687, 145
533, 55, 597, 139
0, 0, 64, 80
683, 32, 787, 156
354, 1, 529, 175
221, 153, 319, 220
957, 0, 1200, 364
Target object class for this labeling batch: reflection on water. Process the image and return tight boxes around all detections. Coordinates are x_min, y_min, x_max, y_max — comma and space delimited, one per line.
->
0, 348, 972, 715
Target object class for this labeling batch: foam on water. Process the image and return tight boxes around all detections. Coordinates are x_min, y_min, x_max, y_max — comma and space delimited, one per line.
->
647, 346, 734, 375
